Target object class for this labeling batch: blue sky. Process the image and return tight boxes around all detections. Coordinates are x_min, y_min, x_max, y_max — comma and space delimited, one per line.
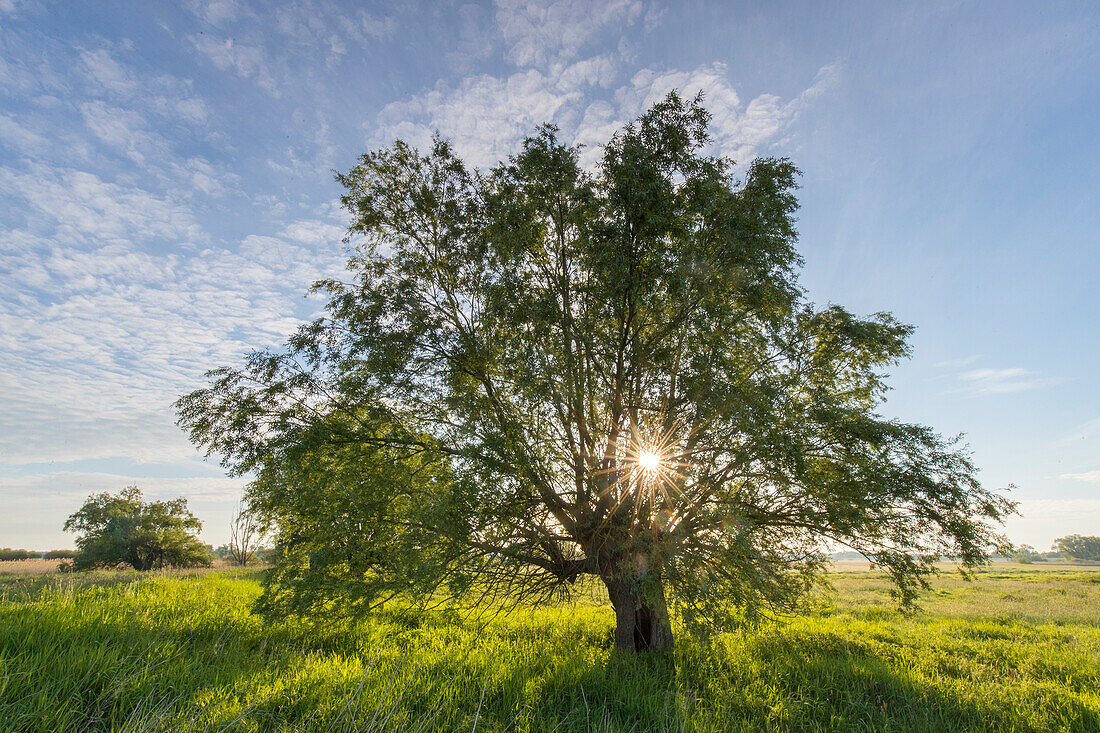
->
1, 0, 1097, 550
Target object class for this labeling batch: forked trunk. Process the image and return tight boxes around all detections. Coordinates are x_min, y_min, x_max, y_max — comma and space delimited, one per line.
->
604, 575, 674, 652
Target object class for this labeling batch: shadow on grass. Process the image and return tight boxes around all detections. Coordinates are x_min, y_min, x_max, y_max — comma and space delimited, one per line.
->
674, 632, 1099, 733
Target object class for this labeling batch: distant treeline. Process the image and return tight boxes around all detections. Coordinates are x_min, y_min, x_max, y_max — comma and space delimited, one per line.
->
0, 548, 77, 561
1015, 536, 1100, 563
830, 539, 1100, 564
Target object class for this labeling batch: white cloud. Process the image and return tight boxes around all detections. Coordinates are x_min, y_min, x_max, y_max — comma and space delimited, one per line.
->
176, 156, 238, 197
187, 1, 395, 83
338, 8, 396, 41
0, 166, 206, 245
1060, 470, 1100, 484
373, 60, 837, 170
0, 203, 348, 465
495, 0, 644, 67
79, 47, 209, 127
73, 97, 224, 198
79, 101, 165, 166
376, 64, 594, 167
642, 4, 665, 33
374, 66, 590, 168
936, 357, 1063, 397
169, 95, 209, 125
0, 33, 68, 97
185, 0, 241, 27
280, 218, 347, 248
0, 112, 49, 153
191, 35, 279, 94
79, 48, 141, 96
275, 3, 396, 50
447, 3, 496, 67
957, 367, 1060, 395
611, 62, 839, 163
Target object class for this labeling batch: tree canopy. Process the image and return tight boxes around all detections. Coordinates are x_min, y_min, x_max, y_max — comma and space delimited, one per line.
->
1053, 535, 1100, 562
178, 92, 1013, 651
64, 486, 212, 571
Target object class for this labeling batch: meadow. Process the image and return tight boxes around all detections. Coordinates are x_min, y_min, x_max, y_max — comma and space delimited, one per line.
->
1, 562, 1098, 732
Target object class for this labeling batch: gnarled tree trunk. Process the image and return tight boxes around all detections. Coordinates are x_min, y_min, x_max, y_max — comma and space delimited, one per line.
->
603, 571, 674, 652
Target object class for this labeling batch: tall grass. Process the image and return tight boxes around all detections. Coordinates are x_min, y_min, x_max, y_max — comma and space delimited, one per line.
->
1, 566, 1098, 731
0, 558, 62, 576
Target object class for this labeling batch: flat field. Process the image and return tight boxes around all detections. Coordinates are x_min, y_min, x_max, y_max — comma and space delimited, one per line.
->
1, 563, 1097, 732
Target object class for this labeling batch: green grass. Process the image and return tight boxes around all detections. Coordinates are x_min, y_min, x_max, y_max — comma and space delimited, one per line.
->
1, 565, 1098, 732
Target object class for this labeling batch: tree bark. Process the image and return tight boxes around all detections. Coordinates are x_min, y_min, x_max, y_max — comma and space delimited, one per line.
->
604, 574, 674, 653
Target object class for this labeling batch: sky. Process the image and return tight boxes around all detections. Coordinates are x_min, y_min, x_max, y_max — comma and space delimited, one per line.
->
1, 0, 1097, 551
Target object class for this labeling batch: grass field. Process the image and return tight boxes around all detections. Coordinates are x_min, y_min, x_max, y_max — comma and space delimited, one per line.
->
1, 563, 1098, 732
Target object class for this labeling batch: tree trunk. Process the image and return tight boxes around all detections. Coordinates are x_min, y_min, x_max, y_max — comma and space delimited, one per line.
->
604, 575, 674, 653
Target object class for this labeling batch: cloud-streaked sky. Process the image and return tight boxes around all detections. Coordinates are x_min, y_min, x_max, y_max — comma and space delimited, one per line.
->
1, 0, 1097, 550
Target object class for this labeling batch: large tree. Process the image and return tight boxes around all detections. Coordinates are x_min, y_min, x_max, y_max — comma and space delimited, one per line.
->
179, 93, 1013, 651
1053, 535, 1100, 562
64, 486, 212, 571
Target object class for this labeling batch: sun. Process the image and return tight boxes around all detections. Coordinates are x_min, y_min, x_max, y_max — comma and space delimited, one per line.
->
637, 449, 662, 473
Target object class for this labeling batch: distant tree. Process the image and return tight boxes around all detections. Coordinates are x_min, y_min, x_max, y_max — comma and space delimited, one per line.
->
1053, 535, 1100, 562
43, 549, 77, 560
226, 503, 262, 566
63, 486, 212, 571
1013, 544, 1042, 563
178, 93, 1014, 652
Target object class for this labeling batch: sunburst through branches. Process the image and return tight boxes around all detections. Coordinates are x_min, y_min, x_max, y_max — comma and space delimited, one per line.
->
585, 420, 699, 532
629, 429, 691, 504
637, 449, 661, 473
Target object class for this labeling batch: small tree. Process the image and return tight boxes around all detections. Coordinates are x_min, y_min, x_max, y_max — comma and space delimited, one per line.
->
179, 93, 1013, 651
1053, 535, 1100, 562
64, 486, 213, 571
226, 503, 262, 566
1013, 544, 1041, 563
